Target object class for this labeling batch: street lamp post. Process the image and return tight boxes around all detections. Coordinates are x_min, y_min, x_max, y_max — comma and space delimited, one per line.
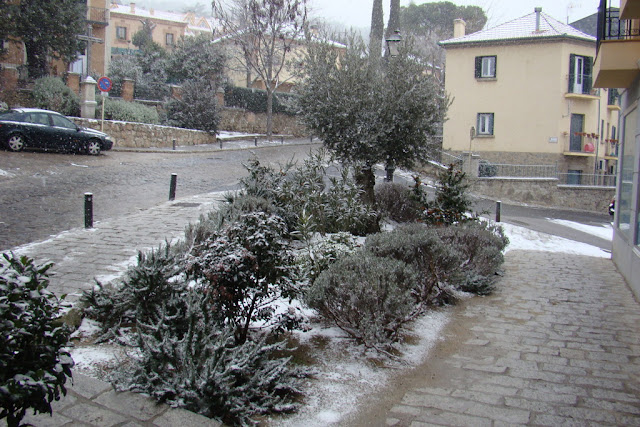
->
469, 126, 476, 175
384, 30, 402, 182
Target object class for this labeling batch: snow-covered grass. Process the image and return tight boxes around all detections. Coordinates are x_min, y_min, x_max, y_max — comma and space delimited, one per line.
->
67, 220, 611, 425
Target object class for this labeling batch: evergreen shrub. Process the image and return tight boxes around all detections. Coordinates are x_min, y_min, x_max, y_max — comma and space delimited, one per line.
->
306, 252, 419, 349
423, 165, 474, 226
436, 222, 509, 295
32, 76, 79, 116
164, 79, 220, 133
297, 232, 361, 284
224, 85, 297, 116
375, 182, 422, 223
365, 224, 461, 306
99, 98, 159, 124
0, 253, 73, 427
118, 291, 302, 426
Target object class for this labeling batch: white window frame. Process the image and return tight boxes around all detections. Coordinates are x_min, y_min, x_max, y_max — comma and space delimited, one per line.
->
481, 56, 496, 78
477, 113, 494, 135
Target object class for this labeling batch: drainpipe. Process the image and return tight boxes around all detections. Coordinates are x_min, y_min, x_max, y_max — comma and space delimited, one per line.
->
594, 92, 601, 184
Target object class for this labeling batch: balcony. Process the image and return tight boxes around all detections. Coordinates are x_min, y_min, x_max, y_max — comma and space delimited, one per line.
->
563, 133, 598, 156
565, 76, 599, 100
594, 0, 640, 88
621, 0, 640, 19
604, 139, 620, 159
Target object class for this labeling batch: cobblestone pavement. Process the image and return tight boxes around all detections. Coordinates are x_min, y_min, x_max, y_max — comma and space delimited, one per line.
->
352, 250, 640, 426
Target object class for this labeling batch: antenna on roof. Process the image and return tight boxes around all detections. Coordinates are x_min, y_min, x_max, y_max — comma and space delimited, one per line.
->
566, 2, 577, 24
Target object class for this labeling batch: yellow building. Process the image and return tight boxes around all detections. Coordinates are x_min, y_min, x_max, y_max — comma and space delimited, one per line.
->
440, 8, 619, 183
593, 0, 640, 296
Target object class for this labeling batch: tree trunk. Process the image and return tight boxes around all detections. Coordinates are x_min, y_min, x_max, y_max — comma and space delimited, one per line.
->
355, 163, 376, 206
369, 0, 384, 69
24, 40, 48, 79
266, 87, 273, 140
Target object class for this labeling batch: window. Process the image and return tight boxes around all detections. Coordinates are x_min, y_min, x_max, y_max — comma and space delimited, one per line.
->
166, 33, 174, 46
618, 107, 637, 240
477, 113, 494, 135
51, 114, 77, 130
475, 56, 496, 78
568, 54, 593, 94
116, 26, 127, 40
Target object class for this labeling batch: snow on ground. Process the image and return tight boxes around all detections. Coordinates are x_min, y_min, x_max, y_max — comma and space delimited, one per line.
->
0, 168, 15, 178
67, 221, 611, 425
547, 218, 613, 241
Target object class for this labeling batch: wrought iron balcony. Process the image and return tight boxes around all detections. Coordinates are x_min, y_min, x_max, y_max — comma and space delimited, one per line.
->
597, 0, 639, 52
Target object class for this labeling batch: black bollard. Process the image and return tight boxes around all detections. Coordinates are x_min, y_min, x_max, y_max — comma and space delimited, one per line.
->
496, 200, 501, 223
254, 137, 258, 147
172, 139, 176, 150
169, 173, 177, 201
84, 193, 93, 229
281, 136, 284, 144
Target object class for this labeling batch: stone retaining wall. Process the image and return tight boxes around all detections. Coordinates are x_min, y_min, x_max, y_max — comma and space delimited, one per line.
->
219, 108, 307, 137
73, 118, 215, 148
470, 177, 614, 213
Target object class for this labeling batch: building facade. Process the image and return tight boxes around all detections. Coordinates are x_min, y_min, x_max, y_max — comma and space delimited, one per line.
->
440, 8, 619, 184
593, 0, 640, 297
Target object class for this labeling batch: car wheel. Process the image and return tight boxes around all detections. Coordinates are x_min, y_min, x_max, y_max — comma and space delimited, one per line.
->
86, 139, 102, 155
7, 134, 25, 152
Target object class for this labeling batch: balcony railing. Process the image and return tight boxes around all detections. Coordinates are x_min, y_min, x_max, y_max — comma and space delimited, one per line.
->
567, 73, 595, 96
557, 172, 616, 187
597, 0, 640, 53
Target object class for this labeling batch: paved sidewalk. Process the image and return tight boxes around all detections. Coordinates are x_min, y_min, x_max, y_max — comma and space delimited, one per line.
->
374, 250, 640, 426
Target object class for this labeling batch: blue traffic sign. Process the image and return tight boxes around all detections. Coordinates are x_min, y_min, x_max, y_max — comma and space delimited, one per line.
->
98, 76, 112, 92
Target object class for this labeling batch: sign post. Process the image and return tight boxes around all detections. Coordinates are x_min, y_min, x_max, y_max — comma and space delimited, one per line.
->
97, 77, 112, 132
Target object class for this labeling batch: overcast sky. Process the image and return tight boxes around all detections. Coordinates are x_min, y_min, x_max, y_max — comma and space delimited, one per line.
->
312, 0, 609, 29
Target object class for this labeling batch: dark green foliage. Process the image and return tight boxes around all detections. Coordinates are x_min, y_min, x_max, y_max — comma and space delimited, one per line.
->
297, 232, 361, 284
82, 244, 185, 343
224, 85, 297, 116
400, 1, 487, 39
0, 253, 73, 427
478, 160, 497, 177
239, 151, 379, 236
423, 164, 474, 226
1, 0, 85, 78
119, 291, 302, 426
166, 34, 225, 84
436, 222, 509, 295
375, 182, 422, 223
306, 252, 419, 350
365, 224, 460, 306
98, 98, 160, 124
165, 79, 220, 133
32, 77, 79, 117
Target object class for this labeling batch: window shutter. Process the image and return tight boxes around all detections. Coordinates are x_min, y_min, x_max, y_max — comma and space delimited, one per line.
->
489, 113, 494, 135
583, 56, 593, 94
475, 57, 482, 78
492, 56, 497, 78
568, 54, 576, 93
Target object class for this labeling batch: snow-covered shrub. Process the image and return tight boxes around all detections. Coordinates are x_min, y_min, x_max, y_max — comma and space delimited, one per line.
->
165, 79, 220, 133
436, 222, 508, 295
306, 252, 419, 350
240, 151, 379, 236
186, 212, 301, 344
32, 76, 79, 116
423, 165, 475, 226
82, 244, 185, 342
297, 232, 361, 284
365, 224, 461, 306
0, 253, 73, 427
375, 182, 422, 223
99, 97, 160, 124
117, 290, 302, 426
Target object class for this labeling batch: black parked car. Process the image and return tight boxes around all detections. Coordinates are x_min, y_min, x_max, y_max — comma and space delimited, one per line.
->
0, 108, 114, 155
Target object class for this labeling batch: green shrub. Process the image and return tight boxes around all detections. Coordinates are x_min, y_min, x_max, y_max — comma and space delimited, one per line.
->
306, 252, 419, 350
436, 222, 508, 295
32, 76, 79, 116
164, 79, 219, 133
99, 98, 159, 124
375, 182, 422, 223
0, 253, 73, 427
116, 292, 301, 426
365, 224, 461, 306
224, 85, 297, 116
478, 160, 497, 177
297, 232, 361, 284
423, 165, 474, 226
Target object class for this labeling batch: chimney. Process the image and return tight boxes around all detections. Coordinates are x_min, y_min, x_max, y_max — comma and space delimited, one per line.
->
130, 2, 135, 14
535, 7, 542, 31
453, 19, 466, 38
149, 8, 154, 16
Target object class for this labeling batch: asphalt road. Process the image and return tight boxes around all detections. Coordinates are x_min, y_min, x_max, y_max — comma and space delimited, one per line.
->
0, 145, 613, 252
0, 144, 318, 251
